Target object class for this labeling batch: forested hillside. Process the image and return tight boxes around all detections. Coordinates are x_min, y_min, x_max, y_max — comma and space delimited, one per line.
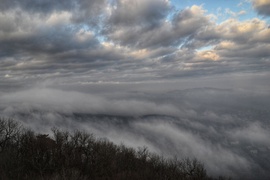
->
0, 118, 230, 180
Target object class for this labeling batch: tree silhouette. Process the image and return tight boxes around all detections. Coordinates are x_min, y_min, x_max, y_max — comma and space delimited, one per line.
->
0, 117, 231, 180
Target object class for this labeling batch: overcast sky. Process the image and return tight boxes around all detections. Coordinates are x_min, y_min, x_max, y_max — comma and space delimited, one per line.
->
0, 0, 269, 88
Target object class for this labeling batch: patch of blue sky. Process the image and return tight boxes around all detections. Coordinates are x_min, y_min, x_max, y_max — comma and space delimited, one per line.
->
171, 0, 268, 24
197, 45, 214, 52
171, 0, 238, 11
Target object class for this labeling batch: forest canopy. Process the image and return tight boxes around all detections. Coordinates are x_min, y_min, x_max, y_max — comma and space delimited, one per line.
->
0, 117, 230, 180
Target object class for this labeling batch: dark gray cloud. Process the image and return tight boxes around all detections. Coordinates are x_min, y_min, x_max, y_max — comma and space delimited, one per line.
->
108, 0, 170, 26
0, 0, 107, 24
252, 0, 270, 16
105, 5, 213, 49
0, 0, 73, 14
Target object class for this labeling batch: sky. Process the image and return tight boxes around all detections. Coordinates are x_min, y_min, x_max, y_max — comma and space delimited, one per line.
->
0, 0, 270, 179
0, 0, 269, 88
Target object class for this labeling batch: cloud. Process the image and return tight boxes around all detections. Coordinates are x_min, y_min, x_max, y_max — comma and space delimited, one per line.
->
215, 18, 269, 43
1, 1, 270, 86
0, 0, 108, 24
105, 5, 213, 49
132, 121, 251, 178
0, 88, 181, 117
228, 122, 270, 146
225, 8, 247, 17
0, 9, 99, 57
196, 50, 220, 61
252, 0, 270, 16
108, 0, 170, 26
1, 86, 270, 179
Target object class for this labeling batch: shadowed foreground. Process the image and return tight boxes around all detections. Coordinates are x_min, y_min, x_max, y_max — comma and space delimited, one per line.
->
0, 118, 230, 180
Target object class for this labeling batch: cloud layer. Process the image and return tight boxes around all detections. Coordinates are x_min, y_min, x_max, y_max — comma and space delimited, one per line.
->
1, 87, 270, 179
0, 0, 269, 86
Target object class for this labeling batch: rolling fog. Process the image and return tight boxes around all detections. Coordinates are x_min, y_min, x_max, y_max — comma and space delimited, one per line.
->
1, 78, 269, 179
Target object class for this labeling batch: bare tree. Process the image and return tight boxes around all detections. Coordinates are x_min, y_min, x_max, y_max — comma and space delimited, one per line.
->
0, 117, 21, 152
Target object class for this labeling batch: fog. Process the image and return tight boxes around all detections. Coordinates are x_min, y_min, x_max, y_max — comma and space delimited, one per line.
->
1, 81, 269, 179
